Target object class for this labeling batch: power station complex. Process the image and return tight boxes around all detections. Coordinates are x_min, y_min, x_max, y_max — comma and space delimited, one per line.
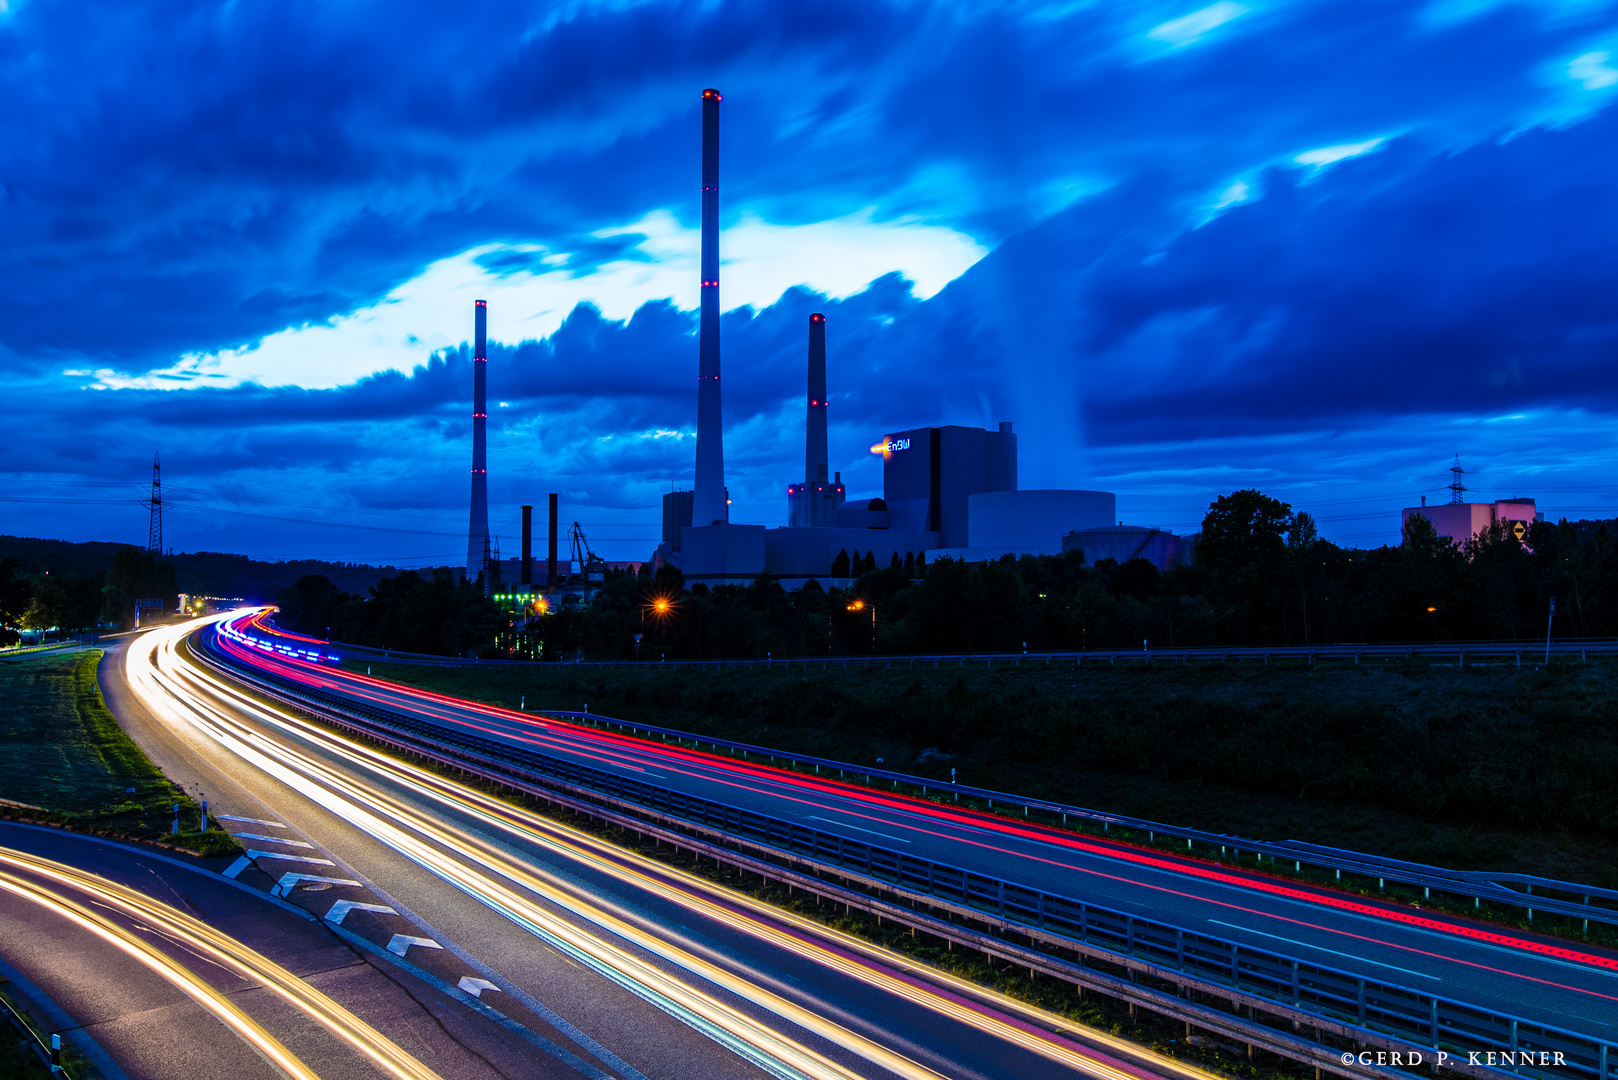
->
465, 89, 1186, 593
648, 88, 1186, 584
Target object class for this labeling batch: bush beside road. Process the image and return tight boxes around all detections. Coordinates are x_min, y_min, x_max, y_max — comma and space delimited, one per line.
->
0, 650, 239, 856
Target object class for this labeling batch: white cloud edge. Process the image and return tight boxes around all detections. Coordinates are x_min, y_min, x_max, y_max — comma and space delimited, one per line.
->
79, 209, 987, 393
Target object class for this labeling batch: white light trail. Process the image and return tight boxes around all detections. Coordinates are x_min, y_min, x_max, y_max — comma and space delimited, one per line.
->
131, 614, 1212, 1080
0, 847, 444, 1080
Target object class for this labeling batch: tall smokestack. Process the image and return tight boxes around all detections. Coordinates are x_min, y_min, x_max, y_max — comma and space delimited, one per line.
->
785, 311, 844, 528
547, 493, 559, 586
465, 300, 490, 579
691, 88, 727, 527
806, 313, 827, 484
521, 505, 532, 586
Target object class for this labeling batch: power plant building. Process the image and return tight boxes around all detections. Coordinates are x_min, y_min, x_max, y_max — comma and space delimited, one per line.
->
1399, 459, 1542, 548
878, 424, 1017, 546
645, 87, 1169, 585
1063, 525, 1185, 570
1401, 498, 1540, 546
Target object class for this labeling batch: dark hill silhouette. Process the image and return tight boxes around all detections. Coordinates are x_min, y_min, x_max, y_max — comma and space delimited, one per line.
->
0, 534, 434, 601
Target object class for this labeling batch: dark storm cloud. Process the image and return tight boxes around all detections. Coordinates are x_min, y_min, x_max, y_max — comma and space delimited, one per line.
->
13, 87, 1618, 552
6, 0, 1618, 557
3, 0, 1608, 372
1067, 112, 1618, 439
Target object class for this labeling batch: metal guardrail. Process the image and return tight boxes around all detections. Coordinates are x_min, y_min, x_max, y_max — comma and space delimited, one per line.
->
0, 985, 69, 1077
291, 610, 1618, 671
203, 631, 1618, 1080
278, 614, 1618, 927
516, 710, 1618, 932
208, 647, 1449, 1080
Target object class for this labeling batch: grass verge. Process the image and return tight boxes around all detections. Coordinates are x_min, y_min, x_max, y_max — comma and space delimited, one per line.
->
0, 651, 239, 857
342, 655, 1618, 887
0, 981, 90, 1079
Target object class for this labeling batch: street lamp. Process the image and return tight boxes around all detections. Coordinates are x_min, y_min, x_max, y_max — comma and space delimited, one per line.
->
641, 593, 675, 660
846, 599, 875, 654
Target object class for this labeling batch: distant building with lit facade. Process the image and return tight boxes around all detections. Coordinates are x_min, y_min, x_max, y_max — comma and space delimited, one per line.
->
1401, 497, 1541, 546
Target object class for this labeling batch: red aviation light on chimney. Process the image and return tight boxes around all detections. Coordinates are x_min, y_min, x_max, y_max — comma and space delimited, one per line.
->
703, 88, 721, 100
475, 299, 487, 307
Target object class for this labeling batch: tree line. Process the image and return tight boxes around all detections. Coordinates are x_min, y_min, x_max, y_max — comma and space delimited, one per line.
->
269, 489, 1618, 660
0, 548, 179, 644
274, 567, 506, 656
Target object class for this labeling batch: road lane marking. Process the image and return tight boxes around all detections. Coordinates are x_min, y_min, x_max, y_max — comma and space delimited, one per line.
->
806, 816, 911, 844
232, 833, 314, 847
1246, 895, 1618, 986
0, 849, 443, 1080
220, 851, 332, 880
271, 873, 364, 897
188, 618, 1238, 1080
199, 619, 1618, 1023
387, 935, 443, 958
325, 900, 397, 926
1208, 920, 1441, 980
217, 815, 286, 827
457, 977, 501, 998
243, 850, 333, 864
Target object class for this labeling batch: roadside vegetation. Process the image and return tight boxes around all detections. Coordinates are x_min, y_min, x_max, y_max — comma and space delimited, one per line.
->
351, 655, 1618, 887
0, 548, 177, 645
0, 982, 88, 1080
0, 650, 238, 856
280, 492, 1618, 662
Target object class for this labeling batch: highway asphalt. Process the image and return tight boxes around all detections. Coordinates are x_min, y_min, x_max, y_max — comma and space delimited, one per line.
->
104, 620, 1201, 1080
211, 615, 1618, 1043
0, 822, 527, 1080
98, 635, 773, 1080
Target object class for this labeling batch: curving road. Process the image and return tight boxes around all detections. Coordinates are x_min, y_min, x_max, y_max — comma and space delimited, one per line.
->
103, 614, 1208, 1080
0, 826, 452, 1080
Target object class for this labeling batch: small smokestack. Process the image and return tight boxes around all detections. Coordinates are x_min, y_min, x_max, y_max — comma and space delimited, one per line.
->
547, 493, 559, 586
691, 88, 727, 527
465, 301, 490, 579
806, 313, 828, 484
521, 505, 533, 586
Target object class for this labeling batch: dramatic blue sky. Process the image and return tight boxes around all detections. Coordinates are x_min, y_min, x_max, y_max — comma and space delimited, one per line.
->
4, 0, 1618, 565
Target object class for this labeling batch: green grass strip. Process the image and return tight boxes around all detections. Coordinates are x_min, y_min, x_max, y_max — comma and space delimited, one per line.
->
0, 650, 239, 857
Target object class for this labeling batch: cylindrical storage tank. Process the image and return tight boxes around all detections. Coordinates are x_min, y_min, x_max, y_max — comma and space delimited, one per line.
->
1062, 526, 1182, 570
967, 490, 1116, 549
